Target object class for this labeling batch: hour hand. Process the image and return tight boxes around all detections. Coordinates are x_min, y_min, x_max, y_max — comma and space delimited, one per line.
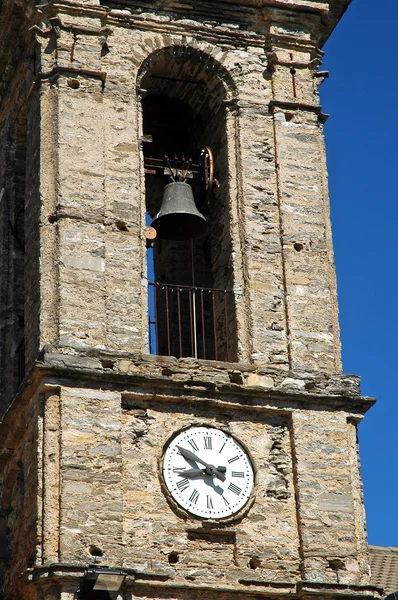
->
178, 468, 206, 478
177, 446, 226, 482
178, 467, 226, 478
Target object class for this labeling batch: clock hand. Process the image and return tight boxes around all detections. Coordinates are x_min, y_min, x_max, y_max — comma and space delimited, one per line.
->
178, 467, 226, 478
177, 446, 226, 482
178, 468, 206, 478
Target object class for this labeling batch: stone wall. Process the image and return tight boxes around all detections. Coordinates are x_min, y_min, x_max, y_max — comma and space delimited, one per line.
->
0, 92, 29, 411
0, 390, 39, 600
0, 0, 344, 409
0, 358, 375, 598
0, 2, 379, 600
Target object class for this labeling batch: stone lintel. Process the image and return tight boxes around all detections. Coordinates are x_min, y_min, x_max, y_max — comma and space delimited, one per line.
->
270, 99, 321, 114
36, 1, 108, 21
31, 22, 112, 37
269, 100, 329, 122
36, 66, 107, 85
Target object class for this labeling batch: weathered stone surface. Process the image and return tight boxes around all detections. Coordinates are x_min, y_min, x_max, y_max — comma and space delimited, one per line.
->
0, 0, 346, 402
0, 1, 379, 600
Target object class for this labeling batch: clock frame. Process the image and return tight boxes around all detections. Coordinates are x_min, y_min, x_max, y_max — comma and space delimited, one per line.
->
161, 425, 255, 520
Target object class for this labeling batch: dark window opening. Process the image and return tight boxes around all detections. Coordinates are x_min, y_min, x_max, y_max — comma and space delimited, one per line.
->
141, 49, 237, 362
0, 114, 26, 403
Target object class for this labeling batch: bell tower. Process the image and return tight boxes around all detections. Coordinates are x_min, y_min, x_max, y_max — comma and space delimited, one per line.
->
0, 2, 381, 600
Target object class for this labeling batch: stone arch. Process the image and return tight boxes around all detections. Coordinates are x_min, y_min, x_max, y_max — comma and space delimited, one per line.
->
136, 44, 239, 104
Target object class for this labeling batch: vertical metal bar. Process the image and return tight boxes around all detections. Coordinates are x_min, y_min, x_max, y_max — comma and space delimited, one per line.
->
201, 289, 206, 360
153, 283, 159, 355
212, 291, 218, 361
190, 240, 195, 287
192, 288, 198, 359
190, 240, 198, 359
165, 286, 171, 356
177, 287, 182, 358
189, 288, 194, 358
224, 291, 230, 362
148, 283, 152, 354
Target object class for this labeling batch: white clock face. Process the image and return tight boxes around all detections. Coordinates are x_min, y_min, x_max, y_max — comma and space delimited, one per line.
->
162, 426, 254, 519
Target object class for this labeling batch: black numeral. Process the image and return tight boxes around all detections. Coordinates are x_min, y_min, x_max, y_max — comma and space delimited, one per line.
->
228, 482, 242, 495
189, 489, 199, 504
176, 478, 190, 492
219, 441, 227, 454
232, 471, 245, 478
188, 439, 199, 452
207, 495, 213, 509
222, 495, 230, 506
204, 436, 212, 450
228, 455, 239, 464
173, 467, 185, 473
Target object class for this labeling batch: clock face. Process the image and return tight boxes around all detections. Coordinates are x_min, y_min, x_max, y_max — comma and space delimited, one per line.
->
162, 426, 254, 519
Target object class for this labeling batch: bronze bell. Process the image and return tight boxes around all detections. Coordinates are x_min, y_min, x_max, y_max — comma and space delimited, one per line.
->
151, 182, 207, 240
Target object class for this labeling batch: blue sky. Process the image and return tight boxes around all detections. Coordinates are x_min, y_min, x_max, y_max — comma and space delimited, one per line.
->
321, 0, 398, 547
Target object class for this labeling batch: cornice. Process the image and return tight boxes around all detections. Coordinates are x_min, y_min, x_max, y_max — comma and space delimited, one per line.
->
0, 348, 375, 437
35, 0, 351, 48
25, 564, 381, 599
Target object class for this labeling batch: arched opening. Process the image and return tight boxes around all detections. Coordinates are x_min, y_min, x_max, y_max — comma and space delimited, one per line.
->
139, 47, 238, 362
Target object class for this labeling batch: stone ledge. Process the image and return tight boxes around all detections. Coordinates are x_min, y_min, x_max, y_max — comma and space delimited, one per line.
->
0, 347, 374, 454
5, 345, 373, 415
297, 581, 383, 598
25, 564, 381, 598
37, 344, 365, 396
33, 0, 347, 49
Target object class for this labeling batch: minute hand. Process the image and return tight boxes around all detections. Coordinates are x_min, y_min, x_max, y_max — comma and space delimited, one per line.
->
177, 446, 226, 482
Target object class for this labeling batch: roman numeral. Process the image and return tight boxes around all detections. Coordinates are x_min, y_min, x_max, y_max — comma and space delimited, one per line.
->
232, 471, 245, 478
173, 467, 185, 473
219, 441, 227, 453
204, 436, 212, 450
207, 495, 213, 509
176, 478, 190, 492
228, 455, 239, 464
228, 482, 242, 495
188, 439, 199, 452
189, 489, 199, 504
222, 495, 230, 506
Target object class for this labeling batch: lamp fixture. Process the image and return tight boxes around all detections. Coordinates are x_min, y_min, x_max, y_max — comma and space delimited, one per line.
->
77, 565, 126, 600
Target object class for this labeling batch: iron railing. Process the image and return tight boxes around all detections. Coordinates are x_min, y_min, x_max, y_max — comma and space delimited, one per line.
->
148, 282, 235, 361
